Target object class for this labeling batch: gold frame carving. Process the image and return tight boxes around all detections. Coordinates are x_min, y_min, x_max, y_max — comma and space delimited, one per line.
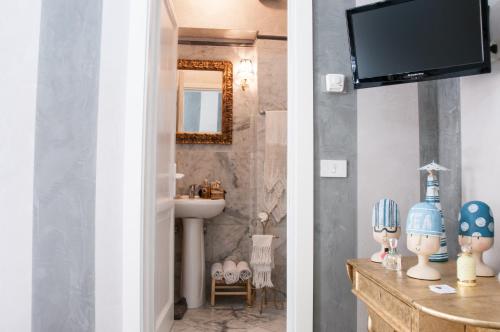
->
176, 59, 233, 144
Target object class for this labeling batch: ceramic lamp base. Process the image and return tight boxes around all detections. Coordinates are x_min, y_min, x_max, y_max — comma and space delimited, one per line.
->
407, 255, 441, 281
474, 253, 496, 277
477, 264, 496, 277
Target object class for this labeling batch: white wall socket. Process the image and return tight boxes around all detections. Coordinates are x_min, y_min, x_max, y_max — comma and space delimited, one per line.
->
320, 160, 347, 178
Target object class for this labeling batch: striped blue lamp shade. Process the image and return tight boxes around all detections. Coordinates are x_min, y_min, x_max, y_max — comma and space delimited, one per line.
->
372, 199, 400, 230
459, 201, 494, 238
425, 172, 449, 262
406, 203, 442, 236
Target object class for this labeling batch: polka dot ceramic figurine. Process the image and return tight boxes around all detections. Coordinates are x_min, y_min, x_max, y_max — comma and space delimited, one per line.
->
458, 201, 496, 277
371, 199, 401, 263
406, 203, 443, 280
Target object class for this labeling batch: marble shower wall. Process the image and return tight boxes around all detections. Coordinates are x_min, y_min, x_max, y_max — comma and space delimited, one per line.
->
256, 39, 287, 295
175, 41, 288, 299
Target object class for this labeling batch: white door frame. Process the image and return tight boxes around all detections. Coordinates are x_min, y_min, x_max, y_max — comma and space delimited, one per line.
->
121, 0, 151, 331
287, 0, 314, 331
121, 0, 315, 330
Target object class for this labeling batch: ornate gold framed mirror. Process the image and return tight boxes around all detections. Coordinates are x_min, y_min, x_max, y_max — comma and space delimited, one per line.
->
176, 59, 233, 144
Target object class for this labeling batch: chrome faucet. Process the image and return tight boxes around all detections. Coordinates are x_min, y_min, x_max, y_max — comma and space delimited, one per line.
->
188, 184, 199, 199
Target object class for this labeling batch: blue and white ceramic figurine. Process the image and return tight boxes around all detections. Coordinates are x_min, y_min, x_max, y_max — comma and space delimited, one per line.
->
406, 202, 442, 280
458, 201, 496, 277
420, 161, 450, 262
371, 199, 401, 263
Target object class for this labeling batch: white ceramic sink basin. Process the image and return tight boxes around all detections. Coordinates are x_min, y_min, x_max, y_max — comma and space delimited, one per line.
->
174, 198, 225, 219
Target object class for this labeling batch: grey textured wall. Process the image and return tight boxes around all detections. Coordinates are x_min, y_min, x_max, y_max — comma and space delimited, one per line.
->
436, 79, 462, 258
418, 79, 462, 259
419, 81, 440, 195
313, 0, 358, 331
32, 0, 102, 330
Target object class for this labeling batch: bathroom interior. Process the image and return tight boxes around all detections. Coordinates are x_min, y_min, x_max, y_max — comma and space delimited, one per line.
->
168, 0, 287, 330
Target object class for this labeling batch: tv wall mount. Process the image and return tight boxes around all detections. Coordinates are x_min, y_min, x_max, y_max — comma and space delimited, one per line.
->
491, 43, 498, 54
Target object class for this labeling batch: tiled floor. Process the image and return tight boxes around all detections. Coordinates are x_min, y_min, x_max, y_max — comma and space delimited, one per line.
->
172, 302, 286, 332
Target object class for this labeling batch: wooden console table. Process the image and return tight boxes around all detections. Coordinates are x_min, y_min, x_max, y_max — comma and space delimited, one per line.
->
347, 257, 500, 332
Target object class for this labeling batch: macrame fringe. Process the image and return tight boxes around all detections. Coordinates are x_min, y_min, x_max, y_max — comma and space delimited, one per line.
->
253, 269, 274, 288
251, 246, 273, 265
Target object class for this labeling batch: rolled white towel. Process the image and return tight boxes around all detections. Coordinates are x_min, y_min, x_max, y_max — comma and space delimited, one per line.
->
223, 260, 239, 284
237, 261, 252, 281
211, 262, 224, 281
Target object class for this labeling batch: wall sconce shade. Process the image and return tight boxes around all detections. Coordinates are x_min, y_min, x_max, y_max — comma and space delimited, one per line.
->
236, 59, 255, 91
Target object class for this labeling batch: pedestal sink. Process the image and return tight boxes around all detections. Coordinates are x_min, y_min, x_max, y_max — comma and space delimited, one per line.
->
175, 197, 225, 308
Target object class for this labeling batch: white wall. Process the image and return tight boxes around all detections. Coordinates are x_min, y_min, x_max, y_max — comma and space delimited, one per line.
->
357, 83, 421, 259
460, 1, 500, 275
357, 83, 421, 331
171, 0, 286, 36
0, 2, 41, 331
461, 63, 500, 273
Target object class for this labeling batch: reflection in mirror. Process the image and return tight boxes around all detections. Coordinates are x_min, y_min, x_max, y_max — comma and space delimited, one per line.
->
178, 70, 223, 133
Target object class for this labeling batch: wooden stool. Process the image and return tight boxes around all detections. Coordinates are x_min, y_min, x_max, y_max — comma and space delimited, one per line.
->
210, 278, 252, 307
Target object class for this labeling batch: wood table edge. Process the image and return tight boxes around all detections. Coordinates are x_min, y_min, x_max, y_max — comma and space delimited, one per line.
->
347, 259, 500, 330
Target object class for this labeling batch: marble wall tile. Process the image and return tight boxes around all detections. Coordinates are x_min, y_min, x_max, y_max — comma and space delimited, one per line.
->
256, 40, 288, 114
205, 224, 252, 263
255, 38, 288, 296
176, 151, 255, 225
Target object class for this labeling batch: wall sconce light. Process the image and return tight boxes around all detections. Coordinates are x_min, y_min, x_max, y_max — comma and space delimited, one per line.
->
236, 59, 255, 91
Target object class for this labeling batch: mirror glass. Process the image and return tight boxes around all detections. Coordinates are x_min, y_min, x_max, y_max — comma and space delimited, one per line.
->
177, 70, 223, 133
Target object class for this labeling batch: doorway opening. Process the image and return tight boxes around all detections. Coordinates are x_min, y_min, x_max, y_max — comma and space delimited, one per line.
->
121, 0, 314, 330
165, 1, 288, 331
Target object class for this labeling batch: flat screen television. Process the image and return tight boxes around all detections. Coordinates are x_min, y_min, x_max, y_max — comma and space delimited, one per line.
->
346, 0, 491, 89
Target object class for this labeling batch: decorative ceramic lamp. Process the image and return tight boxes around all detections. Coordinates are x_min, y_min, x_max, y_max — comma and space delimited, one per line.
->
371, 199, 401, 263
406, 202, 442, 280
419, 161, 450, 262
458, 201, 496, 277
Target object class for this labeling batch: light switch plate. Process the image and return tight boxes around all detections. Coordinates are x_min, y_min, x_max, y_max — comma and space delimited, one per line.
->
320, 160, 347, 178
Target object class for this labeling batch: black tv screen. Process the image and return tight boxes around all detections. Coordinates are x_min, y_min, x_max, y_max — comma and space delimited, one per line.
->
347, 0, 491, 89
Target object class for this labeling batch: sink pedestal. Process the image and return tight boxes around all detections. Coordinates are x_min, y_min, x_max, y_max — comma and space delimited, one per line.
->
181, 218, 205, 308
175, 198, 225, 309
